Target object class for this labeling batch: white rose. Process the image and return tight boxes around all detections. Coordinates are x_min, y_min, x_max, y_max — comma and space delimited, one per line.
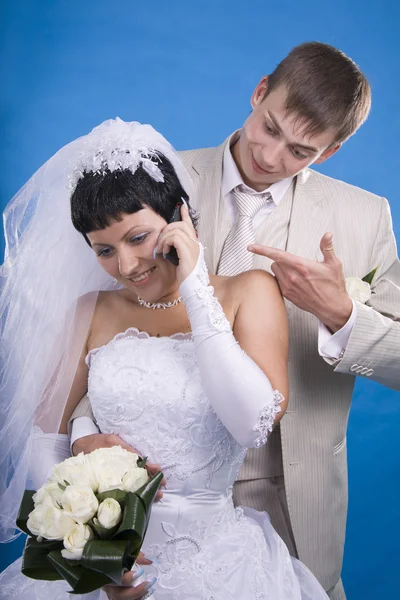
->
122, 467, 148, 493
89, 446, 140, 493
27, 504, 76, 540
49, 452, 98, 492
27, 504, 47, 536
94, 498, 122, 529
33, 482, 65, 508
345, 277, 372, 304
62, 485, 99, 523
62, 523, 94, 560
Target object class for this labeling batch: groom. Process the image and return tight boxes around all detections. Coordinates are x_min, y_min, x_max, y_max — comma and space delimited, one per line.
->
70, 42, 400, 599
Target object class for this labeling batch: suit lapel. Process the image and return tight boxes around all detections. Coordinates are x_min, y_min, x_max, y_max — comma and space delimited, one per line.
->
286, 169, 334, 261
187, 138, 230, 273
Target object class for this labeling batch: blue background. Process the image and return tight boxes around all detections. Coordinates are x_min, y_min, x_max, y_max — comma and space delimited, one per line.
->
1, 1, 399, 598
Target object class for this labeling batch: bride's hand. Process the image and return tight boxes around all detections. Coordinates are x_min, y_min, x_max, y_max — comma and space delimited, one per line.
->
103, 563, 157, 599
155, 203, 199, 285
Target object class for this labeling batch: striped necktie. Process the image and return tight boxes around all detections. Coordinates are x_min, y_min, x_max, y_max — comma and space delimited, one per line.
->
217, 189, 273, 276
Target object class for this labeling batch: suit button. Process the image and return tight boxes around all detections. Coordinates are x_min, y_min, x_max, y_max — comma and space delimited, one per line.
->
366, 369, 374, 376
350, 364, 359, 372
360, 367, 369, 375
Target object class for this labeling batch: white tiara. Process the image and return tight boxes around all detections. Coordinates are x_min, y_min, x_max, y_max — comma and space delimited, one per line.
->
67, 118, 166, 191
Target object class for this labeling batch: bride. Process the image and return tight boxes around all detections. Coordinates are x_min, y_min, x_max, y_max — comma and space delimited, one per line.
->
0, 118, 327, 599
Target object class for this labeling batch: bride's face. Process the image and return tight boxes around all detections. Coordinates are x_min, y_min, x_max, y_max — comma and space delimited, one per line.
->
87, 208, 179, 302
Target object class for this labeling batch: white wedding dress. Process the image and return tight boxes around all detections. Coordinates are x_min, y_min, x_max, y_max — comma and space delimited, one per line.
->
0, 327, 329, 600
0, 252, 328, 599
85, 327, 328, 600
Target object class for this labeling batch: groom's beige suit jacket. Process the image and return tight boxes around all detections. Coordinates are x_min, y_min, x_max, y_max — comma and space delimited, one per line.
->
72, 137, 400, 590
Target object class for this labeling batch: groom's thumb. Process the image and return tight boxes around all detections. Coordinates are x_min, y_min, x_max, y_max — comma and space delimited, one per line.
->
320, 232, 336, 263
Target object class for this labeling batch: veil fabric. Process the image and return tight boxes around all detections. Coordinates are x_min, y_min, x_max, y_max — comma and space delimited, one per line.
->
0, 118, 193, 542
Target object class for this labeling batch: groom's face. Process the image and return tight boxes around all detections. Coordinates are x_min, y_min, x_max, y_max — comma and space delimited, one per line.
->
233, 80, 341, 191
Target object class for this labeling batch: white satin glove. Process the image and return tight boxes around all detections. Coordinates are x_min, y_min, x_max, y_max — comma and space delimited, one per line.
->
179, 245, 284, 449
29, 428, 71, 490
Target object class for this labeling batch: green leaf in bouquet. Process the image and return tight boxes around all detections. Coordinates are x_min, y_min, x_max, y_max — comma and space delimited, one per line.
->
16, 490, 36, 536
22, 537, 64, 581
362, 266, 378, 285
80, 538, 135, 586
47, 550, 113, 594
96, 488, 128, 505
135, 470, 164, 512
113, 493, 147, 542
137, 455, 148, 469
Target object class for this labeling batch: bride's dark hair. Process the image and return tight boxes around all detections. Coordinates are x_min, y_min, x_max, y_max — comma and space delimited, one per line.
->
71, 152, 197, 243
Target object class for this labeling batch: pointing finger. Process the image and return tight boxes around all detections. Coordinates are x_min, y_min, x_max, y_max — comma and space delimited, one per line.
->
248, 245, 306, 268
248, 244, 282, 261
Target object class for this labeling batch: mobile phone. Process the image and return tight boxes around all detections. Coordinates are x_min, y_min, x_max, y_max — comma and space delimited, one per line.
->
164, 201, 183, 266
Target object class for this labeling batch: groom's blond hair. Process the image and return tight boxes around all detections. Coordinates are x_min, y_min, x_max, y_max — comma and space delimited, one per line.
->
265, 42, 371, 144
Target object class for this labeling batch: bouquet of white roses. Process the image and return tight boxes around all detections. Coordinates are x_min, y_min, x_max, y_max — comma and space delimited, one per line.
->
17, 446, 163, 594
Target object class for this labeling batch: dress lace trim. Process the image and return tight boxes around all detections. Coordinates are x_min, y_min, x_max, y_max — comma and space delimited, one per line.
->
184, 244, 231, 333
195, 285, 231, 332
253, 390, 285, 448
86, 326, 193, 365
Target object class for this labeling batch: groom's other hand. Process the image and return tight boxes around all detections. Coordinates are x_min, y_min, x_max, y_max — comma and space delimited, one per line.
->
249, 232, 353, 333
72, 433, 166, 499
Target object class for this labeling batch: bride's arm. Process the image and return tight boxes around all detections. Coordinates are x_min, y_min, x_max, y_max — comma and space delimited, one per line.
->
27, 346, 89, 489
58, 345, 89, 434
180, 253, 288, 449
232, 270, 289, 409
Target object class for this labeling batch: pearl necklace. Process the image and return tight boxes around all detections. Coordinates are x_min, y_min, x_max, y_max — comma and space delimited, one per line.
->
137, 295, 183, 310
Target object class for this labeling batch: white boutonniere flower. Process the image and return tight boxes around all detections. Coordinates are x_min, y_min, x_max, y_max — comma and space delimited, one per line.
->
345, 267, 378, 304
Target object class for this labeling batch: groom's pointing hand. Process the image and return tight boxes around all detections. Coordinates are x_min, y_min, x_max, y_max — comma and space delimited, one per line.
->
248, 233, 353, 333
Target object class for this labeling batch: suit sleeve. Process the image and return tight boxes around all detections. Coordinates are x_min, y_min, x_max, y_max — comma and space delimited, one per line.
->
68, 393, 95, 423
332, 197, 400, 390
68, 394, 98, 450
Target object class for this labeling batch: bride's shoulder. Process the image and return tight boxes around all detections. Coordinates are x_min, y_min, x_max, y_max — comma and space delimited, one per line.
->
95, 289, 135, 316
96, 289, 121, 307
214, 270, 279, 298
88, 290, 134, 345
90, 290, 128, 323
76, 290, 119, 307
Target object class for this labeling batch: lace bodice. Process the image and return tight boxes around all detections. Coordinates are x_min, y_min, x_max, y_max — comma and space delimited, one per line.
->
86, 328, 245, 490
83, 329, 327, 600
